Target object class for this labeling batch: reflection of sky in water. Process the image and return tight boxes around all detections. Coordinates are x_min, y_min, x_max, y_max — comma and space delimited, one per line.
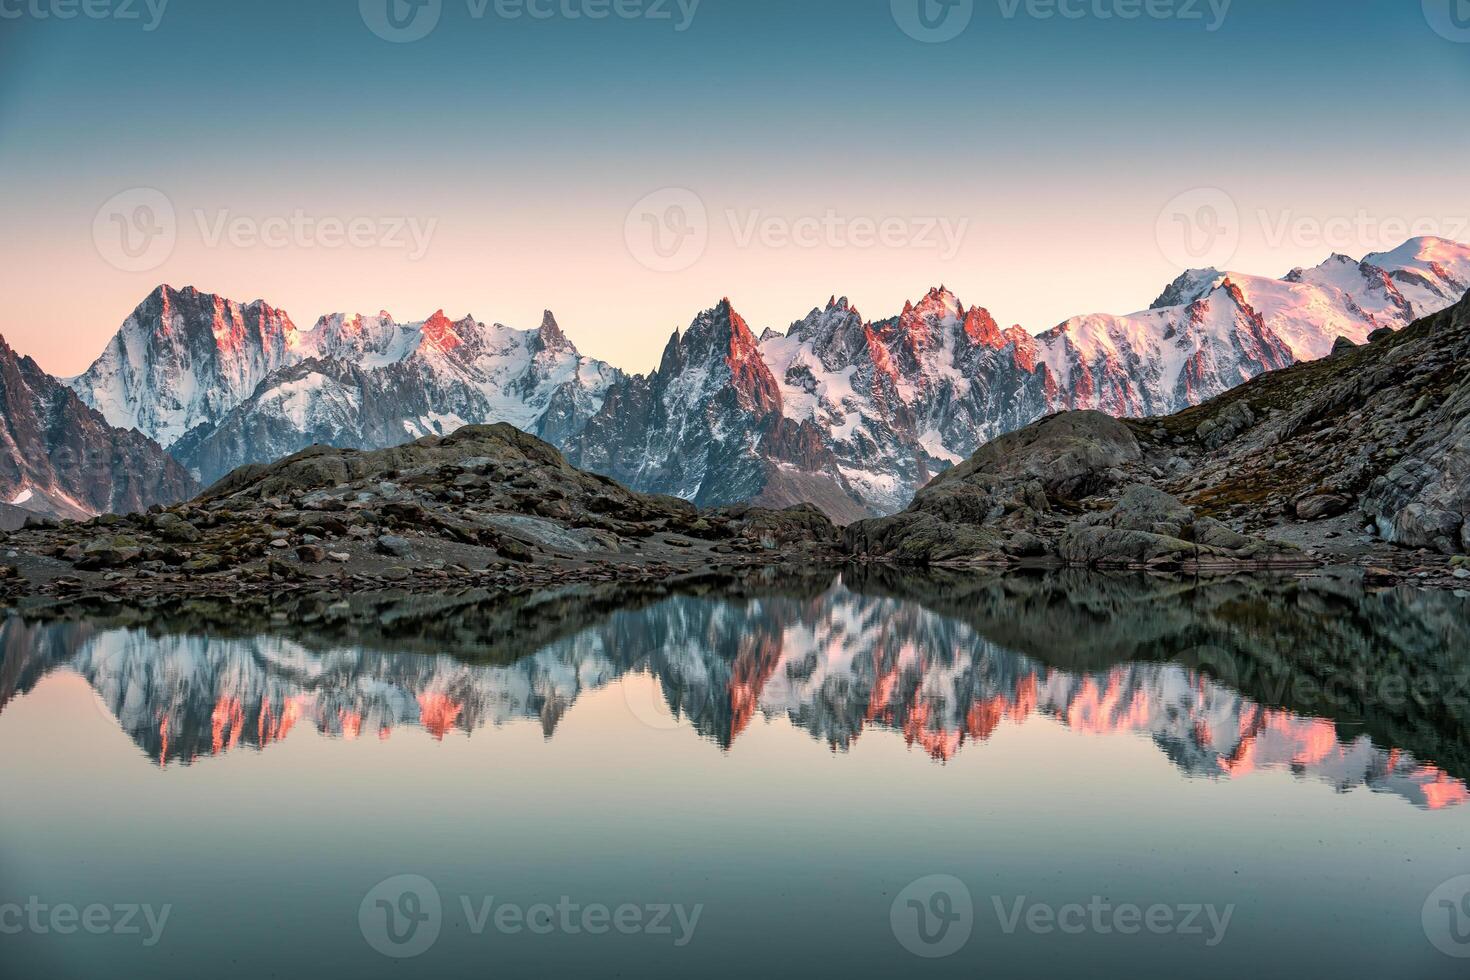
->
1, 581, 1468, 979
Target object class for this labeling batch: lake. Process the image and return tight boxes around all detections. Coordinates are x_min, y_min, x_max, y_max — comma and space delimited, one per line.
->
2, 568, 1468, 978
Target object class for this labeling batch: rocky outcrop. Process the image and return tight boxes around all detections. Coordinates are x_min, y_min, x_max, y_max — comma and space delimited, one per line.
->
0, 334, 196, 519
846, 412, 1292, 569
1, 423, 841, 600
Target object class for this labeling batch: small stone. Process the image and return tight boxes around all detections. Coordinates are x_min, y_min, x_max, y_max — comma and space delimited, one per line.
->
376, 534, 413, 558
1362, 567, 1398, 586
328, 551, 351, 562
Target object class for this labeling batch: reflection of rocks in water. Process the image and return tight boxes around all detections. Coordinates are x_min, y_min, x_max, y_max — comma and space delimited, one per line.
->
845, 566, 1470, 784
1, 571, 1466, 810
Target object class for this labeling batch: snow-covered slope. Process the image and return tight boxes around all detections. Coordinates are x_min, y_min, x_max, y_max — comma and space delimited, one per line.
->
68, 286, 301, 448
173, 307, 622, 485
67, 287, 623, 486
1147, 236, 1470, 361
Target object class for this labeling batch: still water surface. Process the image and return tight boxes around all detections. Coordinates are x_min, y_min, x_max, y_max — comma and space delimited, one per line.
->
2, 570, 1468, 978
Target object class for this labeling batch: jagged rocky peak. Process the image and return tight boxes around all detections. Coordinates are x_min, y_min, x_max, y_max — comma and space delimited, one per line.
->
676, 299, 765, 369
960, 304, 1006, 348
1152, 268, 1223, 309
307, 311, 399, 359
416, 309, 476, 355
534, 310, 575, 355
913, 284, 965, 320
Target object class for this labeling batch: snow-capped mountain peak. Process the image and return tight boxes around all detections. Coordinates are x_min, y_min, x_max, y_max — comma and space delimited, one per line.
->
68, 284, 301, 448
1151, 267, 1224, 310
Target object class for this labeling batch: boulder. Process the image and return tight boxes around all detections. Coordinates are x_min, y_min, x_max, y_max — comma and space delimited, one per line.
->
1295, 493, 1351, 521
376, 534, 414, 558
1195, 400, 1255, 451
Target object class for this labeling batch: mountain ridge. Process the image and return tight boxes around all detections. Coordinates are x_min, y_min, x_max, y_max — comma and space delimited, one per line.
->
22, 235, 1470, 519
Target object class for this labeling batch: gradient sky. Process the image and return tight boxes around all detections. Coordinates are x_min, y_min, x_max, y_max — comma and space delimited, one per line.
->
1, 0, 1467, 376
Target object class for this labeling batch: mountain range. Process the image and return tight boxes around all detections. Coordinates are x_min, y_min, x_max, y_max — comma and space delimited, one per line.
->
7, 236, 1468, 521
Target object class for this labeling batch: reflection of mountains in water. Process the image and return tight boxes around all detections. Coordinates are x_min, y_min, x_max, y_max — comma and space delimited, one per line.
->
1, 572, 1467, 810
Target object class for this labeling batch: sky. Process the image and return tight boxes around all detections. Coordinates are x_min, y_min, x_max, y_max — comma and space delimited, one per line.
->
1, 0, 1468, 377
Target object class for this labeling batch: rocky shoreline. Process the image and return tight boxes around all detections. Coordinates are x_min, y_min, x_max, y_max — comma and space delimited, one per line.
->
0, 423, 844, 604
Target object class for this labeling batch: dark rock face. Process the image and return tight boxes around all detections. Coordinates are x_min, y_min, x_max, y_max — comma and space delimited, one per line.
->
845, 412, 1290, 568
566, 300, 873, 524
0, 334, 196, 519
